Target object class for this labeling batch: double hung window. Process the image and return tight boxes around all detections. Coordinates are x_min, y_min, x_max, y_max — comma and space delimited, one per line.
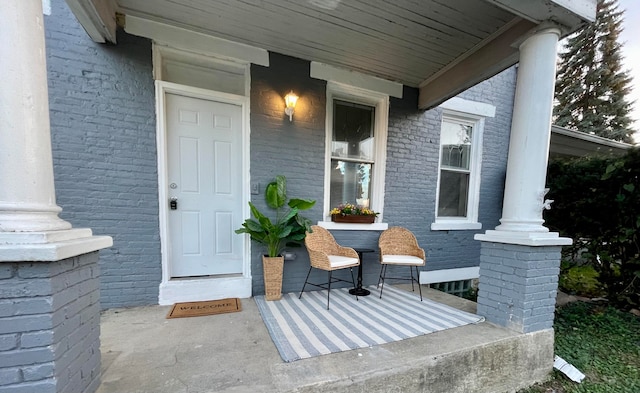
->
432, 97, 494, 230
330, 100, 375, 210
323, 82, 388, 223
437, 118, 474, 218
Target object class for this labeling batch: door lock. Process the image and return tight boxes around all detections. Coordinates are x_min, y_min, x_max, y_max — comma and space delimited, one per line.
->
169, 197, 178, 210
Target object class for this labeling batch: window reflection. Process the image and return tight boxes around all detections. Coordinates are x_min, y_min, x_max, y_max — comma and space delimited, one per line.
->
330, 161, 372, 209
330, 99, 375, 209
438, 120, 473, 217
438, 171, 469, 217
331, 100, 375, 160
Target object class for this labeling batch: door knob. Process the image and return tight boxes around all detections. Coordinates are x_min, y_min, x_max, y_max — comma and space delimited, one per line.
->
170, 197, 178, 210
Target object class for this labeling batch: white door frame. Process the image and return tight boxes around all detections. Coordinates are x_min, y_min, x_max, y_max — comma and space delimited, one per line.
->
156, 80, 251, 305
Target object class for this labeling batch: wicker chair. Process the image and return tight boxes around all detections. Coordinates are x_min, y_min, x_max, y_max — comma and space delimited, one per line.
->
300, 225, 360, 309
378, 226, 426, 301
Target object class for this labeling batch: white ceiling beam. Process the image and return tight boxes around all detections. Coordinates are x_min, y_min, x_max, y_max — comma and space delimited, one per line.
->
419, 0, 597, 110
311, 62, 403, 98
418, 18, 536, 110
65, 0, 117, 44
484, 0, 597, 31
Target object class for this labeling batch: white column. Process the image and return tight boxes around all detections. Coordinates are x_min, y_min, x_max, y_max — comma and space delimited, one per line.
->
0, 0, 71, 232
476, 26, 571, 246
0, 0, 112, 260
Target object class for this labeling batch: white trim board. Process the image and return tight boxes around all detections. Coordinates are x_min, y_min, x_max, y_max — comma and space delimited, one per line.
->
159, 276, 252, 305
439, 97, 496, 118
419, 267, 480, 285
318, 221, 389, 231
125, 15, 269, 67
311, 62, 403, 98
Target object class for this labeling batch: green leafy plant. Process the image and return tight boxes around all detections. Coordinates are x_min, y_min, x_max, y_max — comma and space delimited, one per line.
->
545, 148, 640, 309
235, 175, 315, 257
518, 302, 640, 393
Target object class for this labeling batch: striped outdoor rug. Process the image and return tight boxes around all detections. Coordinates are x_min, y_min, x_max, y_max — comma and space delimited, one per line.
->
254, 285, 484, 362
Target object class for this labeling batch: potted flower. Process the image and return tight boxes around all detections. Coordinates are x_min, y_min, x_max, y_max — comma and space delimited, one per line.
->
330, 203, 379, 224
235, 175, 315, 300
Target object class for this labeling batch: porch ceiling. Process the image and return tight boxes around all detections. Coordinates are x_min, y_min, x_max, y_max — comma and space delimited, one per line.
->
73, 0, 595, 109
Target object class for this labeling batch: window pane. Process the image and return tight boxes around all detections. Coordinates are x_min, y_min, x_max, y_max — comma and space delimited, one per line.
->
330, 160, 372, 209
440, 121, 472, 170
332, 100, 375, 160
438, 170, 469, 217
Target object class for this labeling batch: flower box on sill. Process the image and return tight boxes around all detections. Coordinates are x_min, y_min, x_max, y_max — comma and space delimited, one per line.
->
331, 214, 376, 224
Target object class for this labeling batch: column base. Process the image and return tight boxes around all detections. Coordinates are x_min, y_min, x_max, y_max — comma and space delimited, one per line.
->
0, 229, 112, 262
476, 241, 563, 333
475, 230, 572, 246
0, 252, 102, 393
0, 209, 73, 232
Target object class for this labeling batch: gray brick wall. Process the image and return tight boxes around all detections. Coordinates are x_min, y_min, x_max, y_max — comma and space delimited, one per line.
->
250, 54, 516, 295
385, 69, 516, 273
45, 2, 160, 309
43, 2, 515, 303
250, 53, 328, 295
0, 253, 101, 393
477, 242, 561, 333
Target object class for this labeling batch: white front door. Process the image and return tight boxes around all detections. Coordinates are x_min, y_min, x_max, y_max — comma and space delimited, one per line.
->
166, 93, 244, 278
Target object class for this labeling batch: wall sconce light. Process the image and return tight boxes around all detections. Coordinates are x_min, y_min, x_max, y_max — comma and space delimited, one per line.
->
284, 91, 299, 121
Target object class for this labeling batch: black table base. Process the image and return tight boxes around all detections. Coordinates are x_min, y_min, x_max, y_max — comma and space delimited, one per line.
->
349, 286, 371, 296
350, 248, 375, 297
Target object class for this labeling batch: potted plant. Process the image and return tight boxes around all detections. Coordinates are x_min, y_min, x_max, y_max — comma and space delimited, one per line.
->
330, 203, 379, 223
235, 175, 315, 300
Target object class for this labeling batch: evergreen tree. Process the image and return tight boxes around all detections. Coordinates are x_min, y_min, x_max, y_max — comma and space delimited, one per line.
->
554, 0, 635, 143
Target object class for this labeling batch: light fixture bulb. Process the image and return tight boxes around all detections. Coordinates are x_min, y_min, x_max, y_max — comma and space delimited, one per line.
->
284, 91, 298, 121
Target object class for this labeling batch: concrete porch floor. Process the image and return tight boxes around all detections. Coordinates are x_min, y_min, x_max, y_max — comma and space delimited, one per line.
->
96, 286, 554, 393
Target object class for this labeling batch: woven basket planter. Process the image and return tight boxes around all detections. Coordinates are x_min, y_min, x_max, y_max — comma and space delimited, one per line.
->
262, 255, 284, 301
331, 214, 375, 224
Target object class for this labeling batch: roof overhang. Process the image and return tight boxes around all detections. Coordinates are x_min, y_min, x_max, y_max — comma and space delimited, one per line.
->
65, 0, 118, 44
65, 0, 596, 110
550, 125, 634, 158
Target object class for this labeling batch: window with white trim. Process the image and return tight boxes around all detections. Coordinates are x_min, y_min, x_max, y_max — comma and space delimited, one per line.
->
323, 82, 388, 222
431, 97, 494, 230
432, 112, 484, 230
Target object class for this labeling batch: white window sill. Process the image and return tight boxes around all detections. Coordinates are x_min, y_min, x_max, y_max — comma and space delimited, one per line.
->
318, 221, 389, 231
431, 221, 482, 231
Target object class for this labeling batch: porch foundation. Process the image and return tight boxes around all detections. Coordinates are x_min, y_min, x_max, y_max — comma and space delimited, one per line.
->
477, 242, 561, 333
0, 252, 101, 393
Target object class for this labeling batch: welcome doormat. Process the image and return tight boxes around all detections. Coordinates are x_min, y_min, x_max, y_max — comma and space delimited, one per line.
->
254, 285, 484, 362
166, 298, 242, 319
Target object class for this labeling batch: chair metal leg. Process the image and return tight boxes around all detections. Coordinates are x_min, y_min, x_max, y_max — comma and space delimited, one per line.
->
349, 267, 359, 302
415, 266, 423, 301
410, 266, 415, 291
379, 264, 387, 299
326, 271, 332, 310
299, 266, 313, 299
377, 264, 384, 288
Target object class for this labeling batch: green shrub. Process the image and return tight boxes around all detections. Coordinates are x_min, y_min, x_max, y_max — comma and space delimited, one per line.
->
545, 148, 640, 309
559, 265, 604, 297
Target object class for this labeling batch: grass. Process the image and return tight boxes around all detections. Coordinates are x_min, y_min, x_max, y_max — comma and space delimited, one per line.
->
518, 302, 640, 393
